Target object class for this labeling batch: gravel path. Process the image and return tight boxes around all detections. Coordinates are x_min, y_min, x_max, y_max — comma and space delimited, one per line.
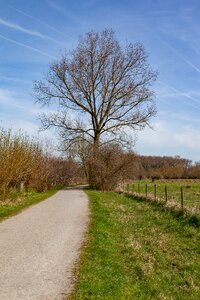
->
0, 188, 89, 300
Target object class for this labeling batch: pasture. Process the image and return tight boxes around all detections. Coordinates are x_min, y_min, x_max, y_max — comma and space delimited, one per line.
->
125, 179, 200, 217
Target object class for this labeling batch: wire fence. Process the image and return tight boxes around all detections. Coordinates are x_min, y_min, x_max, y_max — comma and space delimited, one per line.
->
123, 181, 200, 217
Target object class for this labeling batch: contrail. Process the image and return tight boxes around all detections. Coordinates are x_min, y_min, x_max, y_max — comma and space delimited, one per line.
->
160, 81, 200, 104
159, 39, 200, 74
1, 1, 67, 39
140, 24, 200, 74
0, 17, 62, 45
0, 34, 56, 59
159, 81, 200, 112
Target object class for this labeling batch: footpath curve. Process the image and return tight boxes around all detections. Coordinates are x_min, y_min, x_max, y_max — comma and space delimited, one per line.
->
0, 187, 89, 300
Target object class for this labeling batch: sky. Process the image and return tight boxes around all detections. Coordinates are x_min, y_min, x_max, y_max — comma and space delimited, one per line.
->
0, 0, 200, 161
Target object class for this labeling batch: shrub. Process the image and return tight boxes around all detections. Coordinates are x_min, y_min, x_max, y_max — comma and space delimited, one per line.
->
0, 127, 83, 200
87, 144, 135, 191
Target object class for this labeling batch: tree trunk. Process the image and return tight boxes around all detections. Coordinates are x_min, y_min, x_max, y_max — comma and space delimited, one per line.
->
93, 134, 100, 150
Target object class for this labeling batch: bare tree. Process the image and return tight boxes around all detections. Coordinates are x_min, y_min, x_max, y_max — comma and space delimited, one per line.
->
34, 29, 157, 150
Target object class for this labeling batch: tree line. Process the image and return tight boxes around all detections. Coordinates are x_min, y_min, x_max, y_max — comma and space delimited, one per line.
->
1, 126, 198, 201
134, 155, 200, 179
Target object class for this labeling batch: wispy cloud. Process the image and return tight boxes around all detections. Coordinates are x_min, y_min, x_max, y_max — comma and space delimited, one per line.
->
0, 88, 58, 144
46, 0, 65, 15
0, 17, 62, 44
0, 88, 25, 110
136, 119, 200, 161
46, 0, 88, 28
164, 42, 200, 73
140, 24, 200, 74
0, 34, 56, 59
147, 6, 200, 60
2, 2, 67, 39
159, 81, 200, 110
0, 88, 50, 118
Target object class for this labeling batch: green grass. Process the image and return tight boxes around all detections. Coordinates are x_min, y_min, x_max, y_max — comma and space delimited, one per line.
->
0, 188, 59, 222
69, 190, 200, 299
127, 179, 200, 216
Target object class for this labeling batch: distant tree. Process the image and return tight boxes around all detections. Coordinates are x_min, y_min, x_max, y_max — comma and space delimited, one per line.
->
34, 29, 157, 150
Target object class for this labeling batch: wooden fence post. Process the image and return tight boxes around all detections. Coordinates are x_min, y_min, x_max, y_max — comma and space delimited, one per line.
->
138, 183, 140, 194
145, 184, 148, 198
154, 184, 156, 200
181, 187, 184, 209
165, 186, 168, 203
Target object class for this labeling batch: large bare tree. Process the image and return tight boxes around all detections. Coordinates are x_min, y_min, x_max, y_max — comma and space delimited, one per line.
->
34, 29, 157, 150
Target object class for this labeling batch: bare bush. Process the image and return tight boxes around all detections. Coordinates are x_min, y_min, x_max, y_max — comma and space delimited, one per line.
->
0, 127, 83, 200
87, 144, 136, 191
30, 154, 81, 192
0, 128, 38, 198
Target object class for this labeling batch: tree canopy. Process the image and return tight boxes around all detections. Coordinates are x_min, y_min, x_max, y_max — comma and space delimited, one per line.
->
34, 29, 157, 150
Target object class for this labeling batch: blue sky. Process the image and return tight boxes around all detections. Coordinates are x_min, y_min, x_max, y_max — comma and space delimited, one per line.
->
0, 0, 200, 161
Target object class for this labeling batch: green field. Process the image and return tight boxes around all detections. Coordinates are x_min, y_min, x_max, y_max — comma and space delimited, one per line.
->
69, 190, 200, 300
125, 179, 200, 216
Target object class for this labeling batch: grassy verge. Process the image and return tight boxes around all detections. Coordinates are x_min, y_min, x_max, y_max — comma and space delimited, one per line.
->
0, 188, 59, 222
69, 190, 200, 299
